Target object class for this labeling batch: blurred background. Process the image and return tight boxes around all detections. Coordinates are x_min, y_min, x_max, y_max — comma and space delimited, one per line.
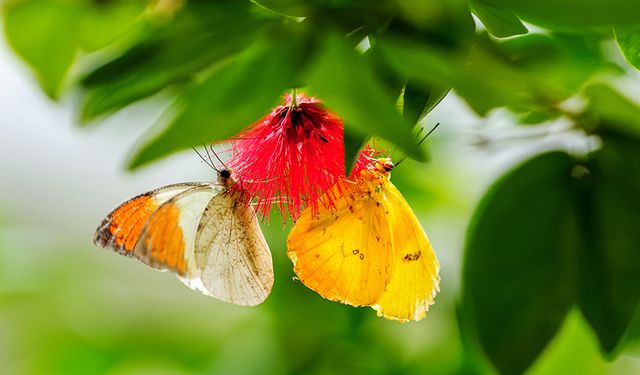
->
3, 0, 640, 374
2, 31, 640, 375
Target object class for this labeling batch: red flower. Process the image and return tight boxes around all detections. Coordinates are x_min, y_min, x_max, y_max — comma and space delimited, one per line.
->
228, 93, 344, 221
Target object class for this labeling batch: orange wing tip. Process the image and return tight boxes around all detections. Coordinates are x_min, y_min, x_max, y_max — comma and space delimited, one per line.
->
94, 195, 157, 253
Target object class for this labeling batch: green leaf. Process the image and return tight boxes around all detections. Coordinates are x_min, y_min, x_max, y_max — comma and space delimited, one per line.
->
579, 134, 640, 356
128, 35, 304, 169
3, 1, 78, 98
517, 107, 563, 125
615, 26, 640, 71
80, 2, 264, 122
499, 34, 605, 100
251, 0, 306, 17
307, 32, 423, 160
76, 1, 146, 52
479, 0, 640, 30
585, 84, 640, 139
377, 36, 526, 115
462, 151, 579, 375
402, 80, 449, 126
469, 0, 528, 38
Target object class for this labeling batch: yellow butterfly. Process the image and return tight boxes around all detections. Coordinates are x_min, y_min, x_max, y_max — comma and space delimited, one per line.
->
94, 169, 274, 306
287, 157, 440, 321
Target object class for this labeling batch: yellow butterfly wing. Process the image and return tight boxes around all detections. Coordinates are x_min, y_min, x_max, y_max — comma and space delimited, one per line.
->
288, 163, 440, 322
287, 179, 394, 307
373, 178, 440, 322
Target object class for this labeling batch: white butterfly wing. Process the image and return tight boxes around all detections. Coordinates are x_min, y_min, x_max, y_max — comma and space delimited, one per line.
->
133, 184, 222, 277
193, 192, 274, 306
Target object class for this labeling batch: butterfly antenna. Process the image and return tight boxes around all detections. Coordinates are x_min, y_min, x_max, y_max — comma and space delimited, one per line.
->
192, 146, 218, 172
395, 122, 440, 167
209, 142, 229, 171
202, 143, 218, 171
392, 126, 424, 158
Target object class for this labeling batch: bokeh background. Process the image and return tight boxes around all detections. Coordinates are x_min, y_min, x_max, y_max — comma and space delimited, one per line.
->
2, 22, 640, 374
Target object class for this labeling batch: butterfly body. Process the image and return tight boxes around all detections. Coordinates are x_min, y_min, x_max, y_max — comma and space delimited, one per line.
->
287, 158, 440, 321
94, 171, 274, 306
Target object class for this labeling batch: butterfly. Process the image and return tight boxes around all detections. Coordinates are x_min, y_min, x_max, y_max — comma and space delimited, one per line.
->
287, 157, 440, 321
93, 168, 274, 306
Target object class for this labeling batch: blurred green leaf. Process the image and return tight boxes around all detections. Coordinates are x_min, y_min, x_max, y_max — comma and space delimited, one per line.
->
3, 0, 78, 98
378, 36, 528, 115
480, 0, 640, 30
129, 35, 304, 169
579, 134, 640, 356
517, 107, 563, 125
251, 0, 306, 17
76, 1, 145, 52
393, 0, 476, 45
499, 34, 605, 101
469, 0, 528, 38
80, 2, 265, 122
585, 84, 640, 139
307, 32, 424, 160
402, 80, 449, 126
615, 26, 640, 70
463, 151, 579, 375
365, 46, 405, 103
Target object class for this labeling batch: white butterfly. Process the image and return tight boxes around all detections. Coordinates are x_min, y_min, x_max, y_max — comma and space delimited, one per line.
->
93, 169, 274, 306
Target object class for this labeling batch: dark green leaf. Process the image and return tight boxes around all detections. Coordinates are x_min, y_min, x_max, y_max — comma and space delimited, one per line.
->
480, 0, 640, 30
307, 32, 424, 160
615, 26, 640, 70
402, 80, 449, 126
462, 151, 579, 375
128, 35, 304, 169
3, 1, 78, 98
579, 134, 640, 356
585, 84, 640, 139
364, 46, 405, 103
469, 0, 528, 38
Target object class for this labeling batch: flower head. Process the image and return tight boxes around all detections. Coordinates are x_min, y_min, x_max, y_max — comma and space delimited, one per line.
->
228, 93, 344, 221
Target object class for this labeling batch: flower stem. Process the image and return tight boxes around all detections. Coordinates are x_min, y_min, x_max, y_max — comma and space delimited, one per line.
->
291, 88, 298, 108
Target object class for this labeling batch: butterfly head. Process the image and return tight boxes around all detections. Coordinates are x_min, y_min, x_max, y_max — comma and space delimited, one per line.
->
373, 158, 394, 174
218, 168, 233, 187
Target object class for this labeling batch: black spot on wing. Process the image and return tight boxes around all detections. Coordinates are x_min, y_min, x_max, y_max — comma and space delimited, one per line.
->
403, 251, 422, 262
